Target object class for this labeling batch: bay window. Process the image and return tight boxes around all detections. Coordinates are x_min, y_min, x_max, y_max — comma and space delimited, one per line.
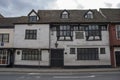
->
57, 25, 73, 41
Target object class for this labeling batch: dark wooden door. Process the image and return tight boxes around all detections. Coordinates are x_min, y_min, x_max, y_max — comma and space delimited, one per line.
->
51, 49, 64, 67
115, 51, 120, 66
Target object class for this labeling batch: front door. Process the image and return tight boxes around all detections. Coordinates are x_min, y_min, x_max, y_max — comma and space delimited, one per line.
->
115, 51, 120, 67
51, 49, 64, 67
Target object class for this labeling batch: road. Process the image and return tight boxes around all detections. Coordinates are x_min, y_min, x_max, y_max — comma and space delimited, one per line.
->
0, 71, 120, 80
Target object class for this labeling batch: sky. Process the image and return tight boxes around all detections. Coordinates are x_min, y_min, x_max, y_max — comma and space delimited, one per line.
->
0, 0, 120, 17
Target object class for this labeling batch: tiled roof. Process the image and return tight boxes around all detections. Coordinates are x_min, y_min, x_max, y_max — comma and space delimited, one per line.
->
37, 9, 108, 23
0, 17, 20, 28
100, 8, 120, 22
16, 9, 108, 24
0, 9, 109, 28
0, 14, 4, 18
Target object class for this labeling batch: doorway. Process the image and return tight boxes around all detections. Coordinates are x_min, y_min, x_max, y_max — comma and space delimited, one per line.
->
50, 49, 64, 68
115, 51, 120, 67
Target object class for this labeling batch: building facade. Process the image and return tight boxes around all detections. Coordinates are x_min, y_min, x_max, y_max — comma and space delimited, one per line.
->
14, 10, 50, 67
0, 8, 115, 68
0, 18, 19, 67
100, 9, 120, 67
12, 9, 111, 68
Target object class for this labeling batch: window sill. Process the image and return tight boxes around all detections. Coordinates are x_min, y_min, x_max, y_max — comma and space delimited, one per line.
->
57, 40, 73, 41
76, 59, 99, 61
22, 60, 41, 61
25, 39, 37, 40
86, 40, 102, 41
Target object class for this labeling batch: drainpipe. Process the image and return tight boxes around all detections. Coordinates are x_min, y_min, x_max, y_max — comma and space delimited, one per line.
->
49, 24, 51, 67
38, 49, 41, 68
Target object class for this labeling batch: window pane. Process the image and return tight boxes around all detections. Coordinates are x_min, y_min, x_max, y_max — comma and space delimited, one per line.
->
22, 49, 40, 60
74, 26, 79, 31
118, 32, 120, 38
62, 11, 69, 18
25, 30, 37, 39
77, 48, 98, 60
0, 34, 2, 42
70, 48, 75, 54
117, 25, 120, 39
79, 26, 84, 31
101, 26, 107, 31
86, 25, 101, 41
100, 48, 105, 54
57, 25, 73, 40
60, 26, 64, 30
29, 16, 37, 22
85, 11, 93, 19
3, 34, 9, 42
66, 31, 70, 36
66, 25, 70, 30
117, 25, 120, 31
0, 34, 9, 42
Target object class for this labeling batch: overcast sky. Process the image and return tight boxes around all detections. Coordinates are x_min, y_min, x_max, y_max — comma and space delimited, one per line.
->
0, 0, 120, 17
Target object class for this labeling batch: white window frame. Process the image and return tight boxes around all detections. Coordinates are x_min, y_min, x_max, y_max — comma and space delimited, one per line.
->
116, 25, 120, 40
61, 11, 69, 19
85, 11, 93, 19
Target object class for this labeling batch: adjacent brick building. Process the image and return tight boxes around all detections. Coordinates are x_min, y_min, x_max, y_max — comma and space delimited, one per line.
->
100, 8, 120, 67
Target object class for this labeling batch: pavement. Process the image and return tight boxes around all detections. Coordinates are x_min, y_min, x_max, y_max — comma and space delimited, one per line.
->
0, 67, 120, 73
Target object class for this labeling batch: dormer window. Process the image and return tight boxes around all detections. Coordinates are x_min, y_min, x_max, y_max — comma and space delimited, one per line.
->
85, 11, 93, 19
28, 9, 40, 22
29, 16, 37, 22
61, 10, 69, 19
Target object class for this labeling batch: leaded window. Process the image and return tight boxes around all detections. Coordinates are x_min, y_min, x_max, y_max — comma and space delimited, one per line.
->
77, 48, 99, 60
0, 49, 8, 64
100, 48, 106, 54
116, 25, 120, 39
70, 48, 75, 54
25, 30, 37, 40
22, 49, 41, 60
61, 11, 69, 19
57, 25, 73, 41
85, 25, 101, 41
29, 16, 37, 22
101, 25, 107, 31
85, 11, 93, 19
0, 34, 9, 42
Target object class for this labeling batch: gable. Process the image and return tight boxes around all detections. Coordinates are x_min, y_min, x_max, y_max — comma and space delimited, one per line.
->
28, 9, 40, 22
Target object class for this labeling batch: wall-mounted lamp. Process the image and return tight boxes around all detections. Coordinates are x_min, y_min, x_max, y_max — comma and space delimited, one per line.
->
55, 41, 58, 48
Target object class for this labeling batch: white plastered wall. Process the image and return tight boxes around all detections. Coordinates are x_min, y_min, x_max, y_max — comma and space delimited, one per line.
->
51, 30, 111, 66
14, 50, 50, 66
0, 29, 14, 48
14, 24, 49, 48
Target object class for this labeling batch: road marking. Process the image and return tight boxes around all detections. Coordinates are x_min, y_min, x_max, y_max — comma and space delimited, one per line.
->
35, 76, 41, 79
53, 75, 95, 79
90, 72, 120, 75
28, 73, 40, 75
19, 76, 25, 79
27, 73, 73, 75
